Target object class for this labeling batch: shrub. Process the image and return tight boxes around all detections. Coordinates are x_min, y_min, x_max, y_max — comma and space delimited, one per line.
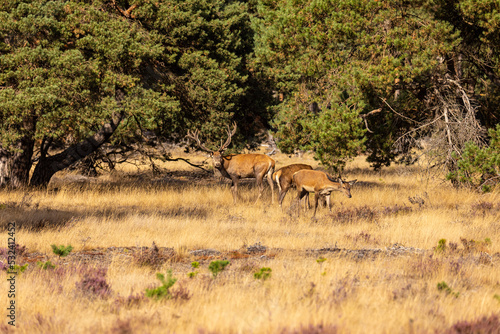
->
133, 242, 176, 268
208, 260, 230, 278
279, 323, 338, 334
447, 125, 500, 192
51, 244, 73, 257
170, 283, 192, 301
332, 205, 378, 223
75, 267, 112, 298
437, 281, 459, 298
188, 261, 200, 278
112, 292, 148, 313
405, 256, 442, 279
254, 267, 272, 280
442, 314, 500, 334
37, 261, 56, 270
145, 270, 177, 300
0, 244, 28, 258
9, 263, 28, 273
461, 238, 491, 253
435, 239, 447, 253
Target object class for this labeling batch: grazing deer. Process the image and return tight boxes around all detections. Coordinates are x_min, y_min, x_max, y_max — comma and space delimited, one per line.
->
273, 163, 313, 208
186, 123, 275, 204
292, 170, 356, 217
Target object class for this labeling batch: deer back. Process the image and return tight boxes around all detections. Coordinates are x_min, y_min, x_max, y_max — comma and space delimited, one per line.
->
274, 164, 313, 186
223, 154, 275, 178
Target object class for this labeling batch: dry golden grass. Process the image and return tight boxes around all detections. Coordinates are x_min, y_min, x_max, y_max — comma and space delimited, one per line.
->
0, 151, 499, 333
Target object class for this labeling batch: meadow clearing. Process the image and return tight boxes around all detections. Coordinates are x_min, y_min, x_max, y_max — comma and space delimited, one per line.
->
0, 149, 499, 334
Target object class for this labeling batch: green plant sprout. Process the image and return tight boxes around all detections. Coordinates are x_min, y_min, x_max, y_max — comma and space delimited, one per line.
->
208, 260, 230, 277
145, 270, 177, 300
51, 244, 73, 257
254, 267, 272, 280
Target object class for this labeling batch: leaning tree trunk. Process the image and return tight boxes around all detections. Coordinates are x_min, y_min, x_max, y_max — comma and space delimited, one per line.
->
29, 111, 125, 187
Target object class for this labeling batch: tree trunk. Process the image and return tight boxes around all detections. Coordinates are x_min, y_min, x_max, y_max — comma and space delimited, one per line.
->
10, 137, 35, 188
0, 116, 37, 188
29, 111, 125, 187
0, 146, 10, 187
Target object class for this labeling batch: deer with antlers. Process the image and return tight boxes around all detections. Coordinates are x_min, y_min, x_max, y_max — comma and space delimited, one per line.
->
186, 123, 275, 204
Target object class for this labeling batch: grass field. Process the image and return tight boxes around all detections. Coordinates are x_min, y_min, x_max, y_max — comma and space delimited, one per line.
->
0, 150, 499, 333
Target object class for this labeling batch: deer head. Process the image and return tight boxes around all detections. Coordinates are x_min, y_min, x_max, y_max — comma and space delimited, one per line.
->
337, 178, 357, 198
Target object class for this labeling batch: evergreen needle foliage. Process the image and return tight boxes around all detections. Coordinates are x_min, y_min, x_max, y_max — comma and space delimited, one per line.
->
437, 281, 460, 298
37, 261, 56, 270
145, 270, 178, 300
51, 244, 73, 257
208, 260, 230, 278
435, 239, 447, 253
9, 263, 28, 273
254, 267, 272, 280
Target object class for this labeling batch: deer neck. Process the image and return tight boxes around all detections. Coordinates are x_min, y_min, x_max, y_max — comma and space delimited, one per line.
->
215, 156, 232, 179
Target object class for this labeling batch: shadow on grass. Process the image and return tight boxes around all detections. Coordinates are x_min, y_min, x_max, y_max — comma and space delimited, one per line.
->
0, 169, 276, 231
0, 205, 210, 232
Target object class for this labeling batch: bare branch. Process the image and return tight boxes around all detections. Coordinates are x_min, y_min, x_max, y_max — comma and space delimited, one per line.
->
359, 108, 382, 133
111, 0, 137, 18
161, 156, 210, 173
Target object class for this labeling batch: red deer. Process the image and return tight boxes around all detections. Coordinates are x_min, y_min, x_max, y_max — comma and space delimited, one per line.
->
186, 123, 275, 204
273, 163, 313, 208
292, 170, 356, 217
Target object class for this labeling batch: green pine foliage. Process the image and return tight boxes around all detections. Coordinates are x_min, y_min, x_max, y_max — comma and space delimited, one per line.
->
254, 267, 272, 280
37, 261, 56, 270
447, 126, 500, 191
51, 244, 73, 257
208, 260, 230, 278
145, 270, 178, 300
1, 0, 499, 185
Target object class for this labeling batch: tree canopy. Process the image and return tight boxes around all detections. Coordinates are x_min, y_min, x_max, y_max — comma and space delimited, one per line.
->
0, 0, 499, 188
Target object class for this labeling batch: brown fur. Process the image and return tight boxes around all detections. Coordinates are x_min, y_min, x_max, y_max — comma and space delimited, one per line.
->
272, 164, 313, 208
292, 170, 356, 217
214, 153, 275, 204
186, 123, 275, 204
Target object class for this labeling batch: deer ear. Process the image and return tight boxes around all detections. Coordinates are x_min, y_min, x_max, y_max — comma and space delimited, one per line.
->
348, 180, 357, 186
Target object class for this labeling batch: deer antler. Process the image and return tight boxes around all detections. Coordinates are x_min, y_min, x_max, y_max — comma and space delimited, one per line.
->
186, 129, 213, 153
218, 122, 237, 152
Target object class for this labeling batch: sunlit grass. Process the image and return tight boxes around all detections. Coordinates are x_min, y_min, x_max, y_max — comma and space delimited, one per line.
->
0, 151, 499, 333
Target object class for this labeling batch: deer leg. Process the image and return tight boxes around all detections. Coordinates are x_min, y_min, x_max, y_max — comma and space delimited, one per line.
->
266, 168, 274, 204
312, 193, 319, 218
278, 190, 286, 209
230, 177, 238, 204
295, 188, 308, 216
326, 194, 331, 212
278, 184, 290, 209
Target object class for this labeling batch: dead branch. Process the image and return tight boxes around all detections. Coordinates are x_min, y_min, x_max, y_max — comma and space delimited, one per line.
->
111, 0, 137, 18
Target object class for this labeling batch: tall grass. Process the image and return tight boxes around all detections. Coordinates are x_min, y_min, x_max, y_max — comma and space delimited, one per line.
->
0, 152, 499, 333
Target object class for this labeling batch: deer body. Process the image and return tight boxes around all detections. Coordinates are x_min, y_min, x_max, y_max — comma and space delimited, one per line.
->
218, 153, 275, 204
187, 123, 275, 204
273, 163, 313, 208
292, 170, 356, 217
